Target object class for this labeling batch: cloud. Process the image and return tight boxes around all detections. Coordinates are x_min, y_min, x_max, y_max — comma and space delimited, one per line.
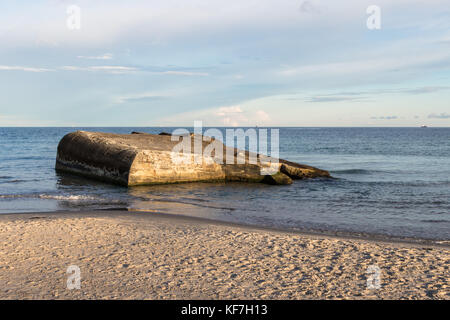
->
306, 96, 365, 103
278, 52, 450, 78
1, 64, 209, 76
0, 65, 53, 72
218, 107, 271, 126
404, 86, 450, 94
255, 110, 270, 121
89, 66, 137, 73
217, 106, 243, 116
114, 92, 167, 104
300, 85, 450, 103
216, 106, 246, 126
77, 53, 113, 60
370, 116, 398, 120
1, 64, 211, 77
161, 71, 209, 76
428, 113, 450, 119
318, 86, 450, 97
158, 103, 272, 127
61, 65, 137, 74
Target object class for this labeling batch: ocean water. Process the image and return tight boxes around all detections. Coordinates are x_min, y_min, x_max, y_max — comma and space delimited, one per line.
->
0, 127, 449, 241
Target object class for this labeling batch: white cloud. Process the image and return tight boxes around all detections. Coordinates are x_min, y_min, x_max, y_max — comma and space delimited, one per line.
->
278, 52, 450, 78
89, 66, 136, 73
405, 86, 450, 94
77, 53, 113, 60
61, 65, 137, 74
158, 103, 271, 127
58, 67, 208, 76
161, 71, 209, 76
0, 65, 53, 72
216, 106, 246, 126
428, 113, 450, 119
217, 106, 243, 116
370, 116, 399, 120
255, 110, 270, 122
113, 92, 168, 104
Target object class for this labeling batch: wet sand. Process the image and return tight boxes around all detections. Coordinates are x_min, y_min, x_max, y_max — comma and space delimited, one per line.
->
0, 210, 448, 299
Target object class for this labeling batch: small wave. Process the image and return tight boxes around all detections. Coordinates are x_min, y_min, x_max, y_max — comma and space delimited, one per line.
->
420, 219, 449, 224
0, 179, 28, 184
0, 193, 104, 201
2, 156, 43, 161
38, 194, 101, 201
0, 178, 43, 184
149, 198, 236, 211
332, 169, 383, 175
435, 240, 450, 245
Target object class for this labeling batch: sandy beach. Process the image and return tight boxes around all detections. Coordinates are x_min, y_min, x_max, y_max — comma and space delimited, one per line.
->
0, 210, 448, 300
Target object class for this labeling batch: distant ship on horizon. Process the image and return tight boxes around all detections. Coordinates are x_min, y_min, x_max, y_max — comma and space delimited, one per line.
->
420, 125, 428, 128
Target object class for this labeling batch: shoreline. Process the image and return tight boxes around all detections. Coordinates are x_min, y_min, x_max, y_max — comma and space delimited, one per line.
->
1, 209, 449, 249
0, 209, 448, 299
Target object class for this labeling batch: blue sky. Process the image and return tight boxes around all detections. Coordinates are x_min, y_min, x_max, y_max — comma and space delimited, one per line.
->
0, 0, 449, 127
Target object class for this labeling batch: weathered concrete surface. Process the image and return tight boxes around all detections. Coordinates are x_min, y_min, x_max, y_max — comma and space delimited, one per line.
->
55, 131, 330, 186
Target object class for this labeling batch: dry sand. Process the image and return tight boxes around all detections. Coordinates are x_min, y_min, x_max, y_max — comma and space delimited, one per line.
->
0, 210, 448, 300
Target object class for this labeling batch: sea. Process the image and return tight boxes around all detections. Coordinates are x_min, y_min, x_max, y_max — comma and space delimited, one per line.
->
0, 127, 449, 242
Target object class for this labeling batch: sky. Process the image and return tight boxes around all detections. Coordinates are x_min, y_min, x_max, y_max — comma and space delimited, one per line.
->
0, 0, 449, 127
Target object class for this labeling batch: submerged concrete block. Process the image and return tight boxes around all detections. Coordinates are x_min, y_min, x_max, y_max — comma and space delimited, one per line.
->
55, 131, 330, 186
